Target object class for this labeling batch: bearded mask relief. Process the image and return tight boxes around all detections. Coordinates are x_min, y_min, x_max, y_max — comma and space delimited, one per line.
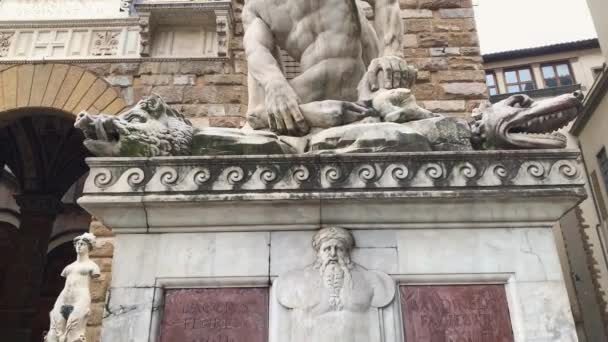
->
275, 227, 395, 342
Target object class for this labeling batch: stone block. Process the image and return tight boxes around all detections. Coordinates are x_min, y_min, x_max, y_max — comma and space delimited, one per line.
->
460, 47, 481, 56
403, 34, 418, 48
150, 86, 184, 103
110, 63, 139, 75
86, 326, 101, 342
78, 63, 111, 77
448, 56, 484, 70
105, 75, 132, 87
111, 232, 270, 287
422, 100, 466, 112
92, 257, 113, 273
416, 70, 431, 82
438, 70, 485, 82
413, 83, 442, 100
396, 228, 563, 281
399, 0, 418, 9
401, 9, 433, 18
430, 47, 461, 56
209, 116, 243, 128
89, 219, 113, 238
140, 74, 172, 86
404, 19, 432, 33
419, 0, 463, 9
439, 8, 475, 18
404, 48, 431, 58
138, 62, 161, 75
442, 82, 487, 98
90, 237, 114, 258
411, 57, 449, 71
159, 62, 181, 74
203, 74, 246, 85
418, 33, 449, 47
179, 61, 225, 75
90, 272, 111, 302
173, 74, 196, 86
132, 86, 152, 103
183, 85, 244, 104
447, 32, 479, 46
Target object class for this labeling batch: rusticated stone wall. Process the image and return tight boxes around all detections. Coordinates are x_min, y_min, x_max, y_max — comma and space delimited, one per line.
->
401, 0, 486, 116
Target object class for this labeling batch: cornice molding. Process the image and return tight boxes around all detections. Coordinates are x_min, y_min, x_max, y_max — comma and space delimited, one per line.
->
0, 56, 231, 64
0, 18, 140, 29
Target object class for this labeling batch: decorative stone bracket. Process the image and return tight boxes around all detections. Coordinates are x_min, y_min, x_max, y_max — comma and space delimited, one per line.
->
134, 0, 233, 58
78, 150, 587, 233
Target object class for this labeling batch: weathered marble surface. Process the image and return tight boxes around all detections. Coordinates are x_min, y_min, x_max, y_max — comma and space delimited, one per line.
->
46, 233, 100, 342
78, 150, 585, 232
80, 151, 583, 342
75, 92, 583, 156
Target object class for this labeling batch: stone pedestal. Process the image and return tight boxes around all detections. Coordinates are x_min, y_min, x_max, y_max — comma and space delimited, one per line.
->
79, 150, 585, 342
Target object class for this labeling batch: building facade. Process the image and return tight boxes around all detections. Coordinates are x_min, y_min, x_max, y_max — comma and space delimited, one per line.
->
0, 0, 487, 341
483, 38, 608, 342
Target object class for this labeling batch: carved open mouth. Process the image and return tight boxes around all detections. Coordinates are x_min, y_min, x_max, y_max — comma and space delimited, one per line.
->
74, 113, 123, 156
75, 114, 121, 143
505, 94, 581, 148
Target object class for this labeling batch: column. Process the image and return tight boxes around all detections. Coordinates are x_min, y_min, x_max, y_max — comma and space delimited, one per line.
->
0, 194, 61, 342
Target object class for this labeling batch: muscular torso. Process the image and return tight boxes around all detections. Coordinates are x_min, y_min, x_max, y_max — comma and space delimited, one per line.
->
246, 0, 376, 101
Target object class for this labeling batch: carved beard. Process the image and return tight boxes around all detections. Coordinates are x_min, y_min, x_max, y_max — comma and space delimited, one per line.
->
315, 256, 353, 311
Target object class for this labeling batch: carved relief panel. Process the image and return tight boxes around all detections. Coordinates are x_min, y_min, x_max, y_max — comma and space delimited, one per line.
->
0, 27, 140, 60
400, 285, 514, 342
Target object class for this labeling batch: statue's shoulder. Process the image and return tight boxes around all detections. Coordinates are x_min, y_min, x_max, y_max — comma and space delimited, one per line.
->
275, 265, 319, 309
88, 260, 101, 277
355, 264, 396, 308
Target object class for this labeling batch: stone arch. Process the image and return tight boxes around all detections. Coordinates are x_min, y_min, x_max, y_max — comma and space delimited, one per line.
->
0, 63, 127, 125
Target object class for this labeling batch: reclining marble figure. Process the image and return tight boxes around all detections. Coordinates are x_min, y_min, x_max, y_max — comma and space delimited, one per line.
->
275, 227, 395, 342
45, 233, 100, 342
74, 91, 582, 156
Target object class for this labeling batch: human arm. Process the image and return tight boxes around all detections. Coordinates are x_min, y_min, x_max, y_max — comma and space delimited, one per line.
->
242, 7, 309, 135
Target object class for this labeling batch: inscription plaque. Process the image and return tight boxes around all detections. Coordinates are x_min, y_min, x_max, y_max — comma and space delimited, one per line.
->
160, 287, 269, 342
400, 285, 514, 342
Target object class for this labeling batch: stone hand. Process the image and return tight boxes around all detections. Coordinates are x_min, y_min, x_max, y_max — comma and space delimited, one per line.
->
367, 56, 417, 91
265, 83, 310, 136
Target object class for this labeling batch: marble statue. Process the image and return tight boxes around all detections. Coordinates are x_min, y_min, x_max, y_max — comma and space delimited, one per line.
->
470, 92, 582, 150
275, 227, 395, 342
75, 90, 582, 156
73, 0, 584, 155
45, 233, 100, 342
242, 0, 434, 136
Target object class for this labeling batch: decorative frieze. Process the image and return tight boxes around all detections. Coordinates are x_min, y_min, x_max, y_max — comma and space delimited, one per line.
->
83, 150, 584, 195
0, 26, 139, 60
0, 32, 13, 57
91, 31, 121, 56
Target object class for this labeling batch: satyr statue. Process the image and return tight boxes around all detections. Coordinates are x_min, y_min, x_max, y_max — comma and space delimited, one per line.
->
45, 233, 100, 342
276, 227, 395, 342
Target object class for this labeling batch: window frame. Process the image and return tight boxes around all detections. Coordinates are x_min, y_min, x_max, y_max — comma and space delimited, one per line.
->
485, 71, 499, 96
540, 61, 576, 88
503, 66, 537, 93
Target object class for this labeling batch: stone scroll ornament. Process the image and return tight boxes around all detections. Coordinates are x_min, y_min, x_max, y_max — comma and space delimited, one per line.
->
275, 227, 395, 342
75, 0, 584, 156
45, 233, 100, 342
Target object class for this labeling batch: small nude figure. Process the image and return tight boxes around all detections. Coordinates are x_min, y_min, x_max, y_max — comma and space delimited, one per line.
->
45, 233, 100, 342
243, 0, 422, 136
